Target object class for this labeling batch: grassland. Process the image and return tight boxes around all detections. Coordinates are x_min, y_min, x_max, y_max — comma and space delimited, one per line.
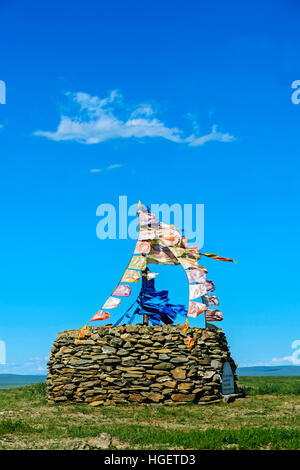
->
0, 377, 299, 450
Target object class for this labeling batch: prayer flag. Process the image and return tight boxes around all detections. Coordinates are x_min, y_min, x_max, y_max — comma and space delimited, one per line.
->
112, 284, 132, 297
189, 283, 207, 299
181, 317, 189, 330
128, 255, 147, 271
205, 309, 223, 321
180, 257, 200, 270
134, 241, 151, 254
121, 269, 141, 283
102, 296, 121, 309
205, 280, 216, 292
90, 310, 110, 321
187, 301, 207, 318
202, 294, 219, 306
186, 268, 207, 284
187, 335, 195, 350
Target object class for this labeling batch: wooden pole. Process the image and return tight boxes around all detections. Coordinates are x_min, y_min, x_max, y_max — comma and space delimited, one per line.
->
142, 269, 149, 326
137, 200, 149, 326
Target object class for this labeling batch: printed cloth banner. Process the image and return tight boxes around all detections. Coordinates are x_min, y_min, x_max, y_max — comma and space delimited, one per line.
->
205, 309, 223, 321
121, 269, 141, 283
147, 245, 179, 265
112, 283, 132, 297
205, 280, 216, 292
138, 211, 158, 227
187, 301, 207, 318
134, 241, 151, 254
186, 268, 207, 284
180, 257, 200, 270
202, 294, 219, 306
155, 227, 181, 247
189, 283, 207, 299
102, 296, 121, 309
128, 255, 147, 271
90, 310, 110, 321
138, 229, 157, 240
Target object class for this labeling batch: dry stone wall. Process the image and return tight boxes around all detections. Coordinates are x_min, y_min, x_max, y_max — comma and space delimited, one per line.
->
47, 324, 237, 406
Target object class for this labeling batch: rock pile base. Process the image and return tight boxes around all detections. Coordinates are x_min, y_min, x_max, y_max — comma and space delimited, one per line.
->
47, 323, 237, 405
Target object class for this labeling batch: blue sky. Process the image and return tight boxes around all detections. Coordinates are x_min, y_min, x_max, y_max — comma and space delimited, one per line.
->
0, 0, 299, 374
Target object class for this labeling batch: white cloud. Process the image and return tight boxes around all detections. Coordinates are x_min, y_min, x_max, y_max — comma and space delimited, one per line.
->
34, 90, 235, 147
90, 163, 123, 173
272, 340, 300, 365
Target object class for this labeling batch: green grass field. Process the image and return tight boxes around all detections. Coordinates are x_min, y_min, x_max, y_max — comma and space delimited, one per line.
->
0, 377, 299, 450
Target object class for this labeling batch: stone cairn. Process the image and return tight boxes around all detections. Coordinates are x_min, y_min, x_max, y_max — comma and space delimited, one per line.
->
47, 323, 237, 406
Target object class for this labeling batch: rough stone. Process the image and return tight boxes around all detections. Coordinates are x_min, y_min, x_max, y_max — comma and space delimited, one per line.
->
47, 324, 237, 406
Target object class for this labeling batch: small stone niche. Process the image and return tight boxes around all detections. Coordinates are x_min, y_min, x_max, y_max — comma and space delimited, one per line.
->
46, 323, 238, 406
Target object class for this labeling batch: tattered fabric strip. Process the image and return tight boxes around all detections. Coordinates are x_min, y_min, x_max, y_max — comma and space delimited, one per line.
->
189, 283, 207, 299
205, 309, 223, 321
121, 269, 141, 283
186, 268, 207, 284
90, 310, 110, 321
202, 294, 219, 306
112, 283, 132, 297
128, 255, 147, 271
102, 296, 121, 309
199, 252, 235, 263
187, 301, 207, 318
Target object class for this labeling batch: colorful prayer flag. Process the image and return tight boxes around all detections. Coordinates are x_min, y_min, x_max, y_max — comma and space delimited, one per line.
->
112, 283, 132, 297
202, 294, 219, 306
205, 280, 216, 292
181, 317, 189, 331
134, 241, 151, 254
90, 310, 110, 321
205, 309, 223, 321
121, 269, 141, 283
128, 255, 147, 271
102, 296, 121, 309
187, 335, 195, 350
189, 283, 207, 299
187, 301, 207, 318
186, 268, 207, 284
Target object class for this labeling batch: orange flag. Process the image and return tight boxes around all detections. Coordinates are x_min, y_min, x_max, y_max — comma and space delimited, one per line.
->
187, 335, 195, 350
181, 317, 189, 331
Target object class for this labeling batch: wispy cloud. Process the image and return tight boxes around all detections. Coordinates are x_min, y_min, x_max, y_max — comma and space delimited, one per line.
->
90, 163, 123, 173
0, 356, 48, 375
34, 90, 235, 147
272, 340, 300, 365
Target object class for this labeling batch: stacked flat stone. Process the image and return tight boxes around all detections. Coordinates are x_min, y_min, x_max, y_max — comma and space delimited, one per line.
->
47, 324, 237, 406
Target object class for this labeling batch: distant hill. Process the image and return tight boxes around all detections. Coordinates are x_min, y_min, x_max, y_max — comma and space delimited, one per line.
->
0, 366, 299, 389
237, 366, 300, 376
0, 374, 46, 389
